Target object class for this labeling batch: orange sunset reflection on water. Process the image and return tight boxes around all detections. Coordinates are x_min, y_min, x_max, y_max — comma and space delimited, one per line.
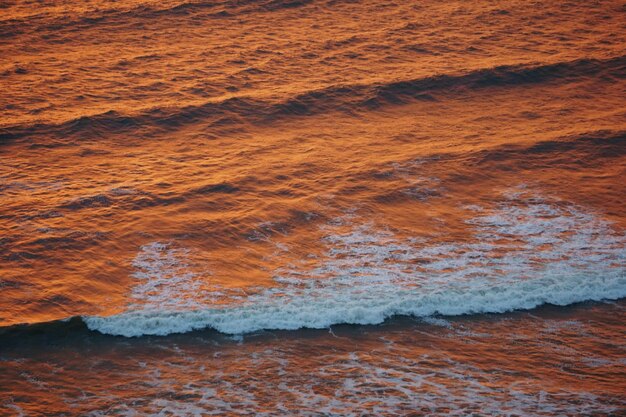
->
1, 0, 625, 415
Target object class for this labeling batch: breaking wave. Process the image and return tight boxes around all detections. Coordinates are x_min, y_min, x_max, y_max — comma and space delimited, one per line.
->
81, 188, 625, 337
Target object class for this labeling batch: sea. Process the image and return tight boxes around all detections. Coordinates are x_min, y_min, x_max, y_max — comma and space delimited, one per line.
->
1, 0, 625, 415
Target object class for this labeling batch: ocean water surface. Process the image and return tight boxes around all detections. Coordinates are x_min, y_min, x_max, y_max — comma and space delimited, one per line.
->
1, 0, 625, 415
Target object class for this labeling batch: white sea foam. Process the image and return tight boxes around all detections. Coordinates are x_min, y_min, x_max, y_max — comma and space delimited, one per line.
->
128, 242, 199, 310
84, 190, 626, 337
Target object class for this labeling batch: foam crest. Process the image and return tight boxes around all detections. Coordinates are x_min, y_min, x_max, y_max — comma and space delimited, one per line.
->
84, 190, 625, 337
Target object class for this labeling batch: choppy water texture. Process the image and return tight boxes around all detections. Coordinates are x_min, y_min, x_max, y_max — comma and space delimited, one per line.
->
1, 0, 625, 415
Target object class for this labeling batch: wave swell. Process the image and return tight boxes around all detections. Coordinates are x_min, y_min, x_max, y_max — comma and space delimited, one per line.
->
0, 0, 311, 38
2, 56, 624, 142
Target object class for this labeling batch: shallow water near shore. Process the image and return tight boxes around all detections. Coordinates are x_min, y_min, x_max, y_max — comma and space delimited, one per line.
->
2, 302, 625, 415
